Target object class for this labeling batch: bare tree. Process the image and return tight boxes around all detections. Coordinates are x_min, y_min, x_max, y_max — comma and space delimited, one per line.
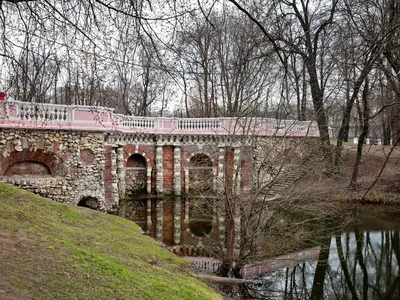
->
225, 0, 341, 147
177, 9, 275, 118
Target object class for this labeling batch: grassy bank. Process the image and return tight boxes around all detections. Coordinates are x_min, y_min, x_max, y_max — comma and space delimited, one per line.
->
0, 182, 221, 300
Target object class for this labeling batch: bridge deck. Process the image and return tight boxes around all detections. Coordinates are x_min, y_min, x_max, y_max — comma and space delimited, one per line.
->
0, 99, 319, 137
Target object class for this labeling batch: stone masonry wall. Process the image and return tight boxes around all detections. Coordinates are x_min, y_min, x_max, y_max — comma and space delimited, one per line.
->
0, 129, 107, 210
0, 128, 320, 212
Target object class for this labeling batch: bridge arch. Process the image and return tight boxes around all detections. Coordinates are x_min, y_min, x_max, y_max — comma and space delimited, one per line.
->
125, 152, 150, 195
123, 146, 154, 169
185, 152, 216, 194
126, 153, 147, 168
5, 160, 51, 176
75, 192, 105, 211
78, 196, 102, 211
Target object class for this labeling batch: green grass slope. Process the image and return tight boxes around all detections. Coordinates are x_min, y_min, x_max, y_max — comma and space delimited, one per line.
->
0, 182, 221, 300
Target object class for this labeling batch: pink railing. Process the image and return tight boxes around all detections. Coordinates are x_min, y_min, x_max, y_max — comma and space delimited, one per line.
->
0, 99, 319, 137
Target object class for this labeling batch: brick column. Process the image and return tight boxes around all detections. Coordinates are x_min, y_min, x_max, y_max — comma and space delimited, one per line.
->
156, 145, 163, 194
173, 146, 181, 196
116, 147, 126, 199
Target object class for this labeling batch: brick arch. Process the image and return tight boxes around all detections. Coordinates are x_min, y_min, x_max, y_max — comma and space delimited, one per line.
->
126, 153, 147, 168
5, 161, 51, 175
123, 145, 154, 169
0, 149, 68, 176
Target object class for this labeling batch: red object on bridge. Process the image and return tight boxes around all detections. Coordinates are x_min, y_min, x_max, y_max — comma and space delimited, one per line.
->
0, 92, 5, 101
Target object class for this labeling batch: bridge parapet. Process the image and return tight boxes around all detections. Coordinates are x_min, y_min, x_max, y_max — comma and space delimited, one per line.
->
0, 98, 319, 137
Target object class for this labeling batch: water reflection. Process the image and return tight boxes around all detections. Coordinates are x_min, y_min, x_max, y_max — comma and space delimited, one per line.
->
119, 196, 217, 256
120, 197, 400, 299
252, 217, 400, 299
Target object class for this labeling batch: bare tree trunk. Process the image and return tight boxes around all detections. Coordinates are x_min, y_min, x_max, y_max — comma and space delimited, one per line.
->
350, 78, 370, 187
306, 63, 330, 148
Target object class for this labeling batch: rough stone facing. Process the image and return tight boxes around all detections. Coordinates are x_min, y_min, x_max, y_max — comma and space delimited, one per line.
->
0, 129, 106, 210
156, 145, 163, 194
173, 146, 181, 195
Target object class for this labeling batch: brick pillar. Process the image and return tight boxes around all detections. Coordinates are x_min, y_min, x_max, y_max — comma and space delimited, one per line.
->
156, 145, 163, 194
111, 148, 119, 206
173, 197, 181, 245
217, 147, 225, 193
173, 146, 181, 196
146, 167, 152, 194
116, 147, 125, 199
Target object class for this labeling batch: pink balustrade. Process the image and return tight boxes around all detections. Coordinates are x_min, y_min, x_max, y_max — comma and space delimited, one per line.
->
0, 98, 320, 137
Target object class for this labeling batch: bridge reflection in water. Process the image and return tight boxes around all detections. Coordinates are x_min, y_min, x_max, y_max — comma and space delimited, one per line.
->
119, 196, 218, 257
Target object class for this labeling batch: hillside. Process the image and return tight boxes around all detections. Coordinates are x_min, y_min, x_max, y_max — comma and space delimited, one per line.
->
292, 144, 400, 203
0, 182, 221, 300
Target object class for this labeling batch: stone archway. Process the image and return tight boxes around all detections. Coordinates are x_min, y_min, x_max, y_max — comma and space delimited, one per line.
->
125, 154, 148, 195
78, 196, 101, 211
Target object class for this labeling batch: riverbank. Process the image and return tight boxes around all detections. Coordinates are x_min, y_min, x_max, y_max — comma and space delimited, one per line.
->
296, 143, 400, 204
0, 182, 221, 300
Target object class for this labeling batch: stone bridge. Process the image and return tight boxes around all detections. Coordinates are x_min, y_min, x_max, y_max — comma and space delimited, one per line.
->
0, 98, 319, 211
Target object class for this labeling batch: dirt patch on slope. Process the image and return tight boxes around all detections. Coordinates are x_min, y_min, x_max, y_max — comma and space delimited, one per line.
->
0, 231, 37, 300
0, 277, 31, 300
0, 230, 69, 300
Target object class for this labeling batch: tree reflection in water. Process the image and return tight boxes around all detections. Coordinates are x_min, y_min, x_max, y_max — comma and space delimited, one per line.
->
250, 230, 400, 299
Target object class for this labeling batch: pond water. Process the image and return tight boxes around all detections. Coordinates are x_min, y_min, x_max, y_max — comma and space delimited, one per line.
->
120, 197, 400, 299
249, 207, 400, 299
